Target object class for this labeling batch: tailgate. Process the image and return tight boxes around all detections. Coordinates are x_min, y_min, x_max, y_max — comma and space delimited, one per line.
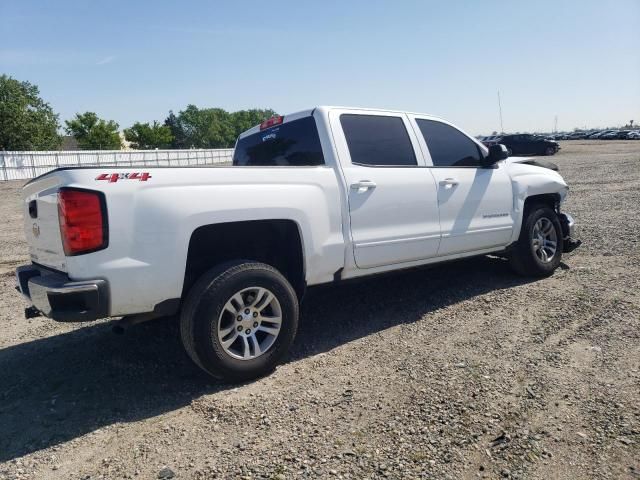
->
22, 173, 67, 271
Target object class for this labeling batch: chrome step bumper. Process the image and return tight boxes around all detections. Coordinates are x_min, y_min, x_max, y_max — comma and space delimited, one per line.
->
16, 264, 109, 322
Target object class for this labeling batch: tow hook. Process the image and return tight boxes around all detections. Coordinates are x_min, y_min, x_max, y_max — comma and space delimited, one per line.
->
24, 306, 42, 319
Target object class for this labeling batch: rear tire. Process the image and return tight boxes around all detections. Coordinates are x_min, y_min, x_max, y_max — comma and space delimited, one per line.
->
509, 205, 563, 277
180, 260, 299, 382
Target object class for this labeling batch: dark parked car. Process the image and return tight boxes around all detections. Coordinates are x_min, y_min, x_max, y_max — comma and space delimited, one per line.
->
496, 134, 560, 156
600, 131, 620, 140
480, 135, 502, 147
568, 131, 593, 140
616, 130, 631, 139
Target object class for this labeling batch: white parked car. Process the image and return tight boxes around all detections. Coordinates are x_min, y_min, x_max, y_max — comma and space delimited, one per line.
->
16, 106, 581, 381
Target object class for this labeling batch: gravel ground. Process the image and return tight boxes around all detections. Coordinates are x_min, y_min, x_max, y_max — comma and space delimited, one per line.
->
0, 140, 638, 480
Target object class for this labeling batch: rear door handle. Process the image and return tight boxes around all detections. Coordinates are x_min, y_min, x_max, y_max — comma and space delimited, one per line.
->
350, 180, 377, 193
439, 178, 459, 188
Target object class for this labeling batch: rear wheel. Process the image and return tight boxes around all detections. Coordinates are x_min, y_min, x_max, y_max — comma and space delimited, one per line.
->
509, 205, 563, 277
180, 260, 299, 381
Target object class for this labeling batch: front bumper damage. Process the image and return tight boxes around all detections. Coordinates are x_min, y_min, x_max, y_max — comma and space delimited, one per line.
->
558, 213, 582, 253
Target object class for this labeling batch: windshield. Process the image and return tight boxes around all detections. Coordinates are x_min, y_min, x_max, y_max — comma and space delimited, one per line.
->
233, 116, 325, 166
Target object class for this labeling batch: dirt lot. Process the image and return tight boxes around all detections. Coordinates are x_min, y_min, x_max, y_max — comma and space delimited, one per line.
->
0, 140, 638, 480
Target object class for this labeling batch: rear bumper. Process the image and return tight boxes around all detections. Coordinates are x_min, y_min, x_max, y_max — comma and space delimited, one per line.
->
559, 213, 582, 253
15, 264, 109, 322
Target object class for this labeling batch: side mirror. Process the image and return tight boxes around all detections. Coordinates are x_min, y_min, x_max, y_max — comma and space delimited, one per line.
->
483, 144, 509, 166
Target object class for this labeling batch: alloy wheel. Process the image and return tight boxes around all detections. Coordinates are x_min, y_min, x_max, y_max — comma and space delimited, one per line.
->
531, 217, 558, 263
216, 287, 282, 360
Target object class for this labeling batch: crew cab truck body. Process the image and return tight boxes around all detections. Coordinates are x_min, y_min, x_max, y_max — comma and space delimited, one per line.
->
16, 106, 580, 381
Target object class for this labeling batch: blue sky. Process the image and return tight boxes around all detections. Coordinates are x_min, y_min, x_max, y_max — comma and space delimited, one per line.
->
1, 0, 638, 135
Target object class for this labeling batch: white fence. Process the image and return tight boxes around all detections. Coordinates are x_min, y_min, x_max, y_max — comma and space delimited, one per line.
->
0, 149, 234, 181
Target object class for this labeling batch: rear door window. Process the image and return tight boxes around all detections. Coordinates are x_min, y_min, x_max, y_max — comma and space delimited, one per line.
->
416, 119, 483, 167
233, 116, 325, 166
340, 114, 417, 167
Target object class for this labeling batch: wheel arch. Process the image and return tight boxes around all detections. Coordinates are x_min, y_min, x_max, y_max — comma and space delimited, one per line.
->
523, 192, 561, 213
182, 219, 306, 301
509, 190, 564, 245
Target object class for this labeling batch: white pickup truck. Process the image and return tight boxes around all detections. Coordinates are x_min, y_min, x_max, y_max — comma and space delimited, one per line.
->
16, 106, 580, 381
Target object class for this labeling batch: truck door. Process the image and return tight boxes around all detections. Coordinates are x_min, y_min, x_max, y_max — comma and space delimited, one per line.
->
410, 117, 514, 256
330, 110, 441, 269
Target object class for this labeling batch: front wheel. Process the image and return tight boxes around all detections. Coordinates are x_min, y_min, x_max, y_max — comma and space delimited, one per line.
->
509, 205, 563, 277
180, 260, 299, 381
544, 146, 556, 156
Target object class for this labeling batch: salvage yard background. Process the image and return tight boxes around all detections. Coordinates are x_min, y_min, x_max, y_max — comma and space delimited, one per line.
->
0, 140, 638, 480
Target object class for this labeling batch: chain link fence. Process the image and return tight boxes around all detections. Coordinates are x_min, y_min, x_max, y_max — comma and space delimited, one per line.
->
0, 149, 234, 181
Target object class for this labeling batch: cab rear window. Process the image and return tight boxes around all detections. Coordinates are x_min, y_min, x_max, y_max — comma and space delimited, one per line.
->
233, 116, 325, 166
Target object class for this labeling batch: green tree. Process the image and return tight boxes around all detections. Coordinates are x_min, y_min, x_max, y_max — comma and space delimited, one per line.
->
164, 110, 187, 149
164, 106, 278, 149
230, 109, 278, 140
124, 121, 174, 149
178, 105, 234, 148
65, 112, 121, 150
0, 75, 61, 150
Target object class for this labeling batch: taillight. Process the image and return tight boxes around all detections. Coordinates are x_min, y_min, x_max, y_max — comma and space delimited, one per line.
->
58, 188, 108, 256
260, 115, 284, 130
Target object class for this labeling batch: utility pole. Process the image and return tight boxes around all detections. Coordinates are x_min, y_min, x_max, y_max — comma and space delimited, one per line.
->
497, 90, 504, 133
554, 115, 558, 133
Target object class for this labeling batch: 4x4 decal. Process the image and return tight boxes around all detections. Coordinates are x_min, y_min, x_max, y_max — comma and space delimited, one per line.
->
95, 172, 152, 183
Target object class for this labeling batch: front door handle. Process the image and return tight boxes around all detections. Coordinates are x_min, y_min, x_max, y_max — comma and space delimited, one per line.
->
350, 180, 377, 193
439, 178, 459, 189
